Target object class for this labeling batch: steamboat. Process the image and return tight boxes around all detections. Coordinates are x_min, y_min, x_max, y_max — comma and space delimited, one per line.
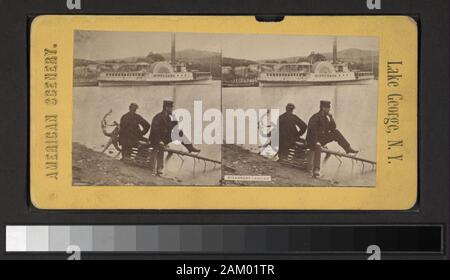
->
98, 62, 212, 86
258, 38, 375, 87
98, 34, 212, 87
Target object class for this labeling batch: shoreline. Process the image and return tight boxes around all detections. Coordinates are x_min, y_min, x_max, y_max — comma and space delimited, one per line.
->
222, 145, 337, 187
72, 143, 339, 187
72, 143, 176, 186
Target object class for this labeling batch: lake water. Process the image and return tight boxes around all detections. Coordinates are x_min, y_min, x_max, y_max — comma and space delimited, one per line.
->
73, 81, 222, 186
73, 80, 377, 187
222, 81, 378, 187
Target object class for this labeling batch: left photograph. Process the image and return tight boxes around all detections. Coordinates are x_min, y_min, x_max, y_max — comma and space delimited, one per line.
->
72, 31, 222, 186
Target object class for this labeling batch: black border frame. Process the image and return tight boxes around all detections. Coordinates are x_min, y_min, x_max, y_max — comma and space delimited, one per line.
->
0, 0, 448, 260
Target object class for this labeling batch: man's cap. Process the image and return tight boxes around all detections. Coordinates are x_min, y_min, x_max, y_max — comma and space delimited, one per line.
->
286, 103, 296, 110
320, 100, 331, 108
163, 100, 174, 108
129, 103, 139, 109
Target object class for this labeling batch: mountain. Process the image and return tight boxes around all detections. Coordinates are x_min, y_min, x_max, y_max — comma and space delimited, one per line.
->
76, 48, 377, 66
323, 48, 378, 63
259, 48, 378, 64
161, 49, 220, 61
74, 58, 97, 67
222, 57, 257, 67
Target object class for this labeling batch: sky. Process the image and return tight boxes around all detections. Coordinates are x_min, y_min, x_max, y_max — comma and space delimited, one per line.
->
74, 31, 379, 62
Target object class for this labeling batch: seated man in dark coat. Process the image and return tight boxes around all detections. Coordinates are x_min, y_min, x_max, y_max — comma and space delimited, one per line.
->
149, 100, 200, 176
119, 103, 150, 159
277, 103, 308, 160
306, 101, 358, 177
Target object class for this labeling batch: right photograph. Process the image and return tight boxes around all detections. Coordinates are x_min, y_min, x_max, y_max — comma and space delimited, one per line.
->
221, 34, 379, 187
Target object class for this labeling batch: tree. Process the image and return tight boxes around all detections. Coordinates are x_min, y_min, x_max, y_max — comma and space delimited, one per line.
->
307, 53, 327, 64
297, 57, 310, 63
145, 52, 165, 64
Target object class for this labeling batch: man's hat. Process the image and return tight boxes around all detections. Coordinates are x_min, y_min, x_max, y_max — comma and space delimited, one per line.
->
286, 103, 296, 110
163, 100, 174, 109
320, 100, 331, 108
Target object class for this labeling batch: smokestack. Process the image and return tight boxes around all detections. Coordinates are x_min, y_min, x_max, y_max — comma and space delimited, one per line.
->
333, 37, 338, 64
171, 33, 176, 65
